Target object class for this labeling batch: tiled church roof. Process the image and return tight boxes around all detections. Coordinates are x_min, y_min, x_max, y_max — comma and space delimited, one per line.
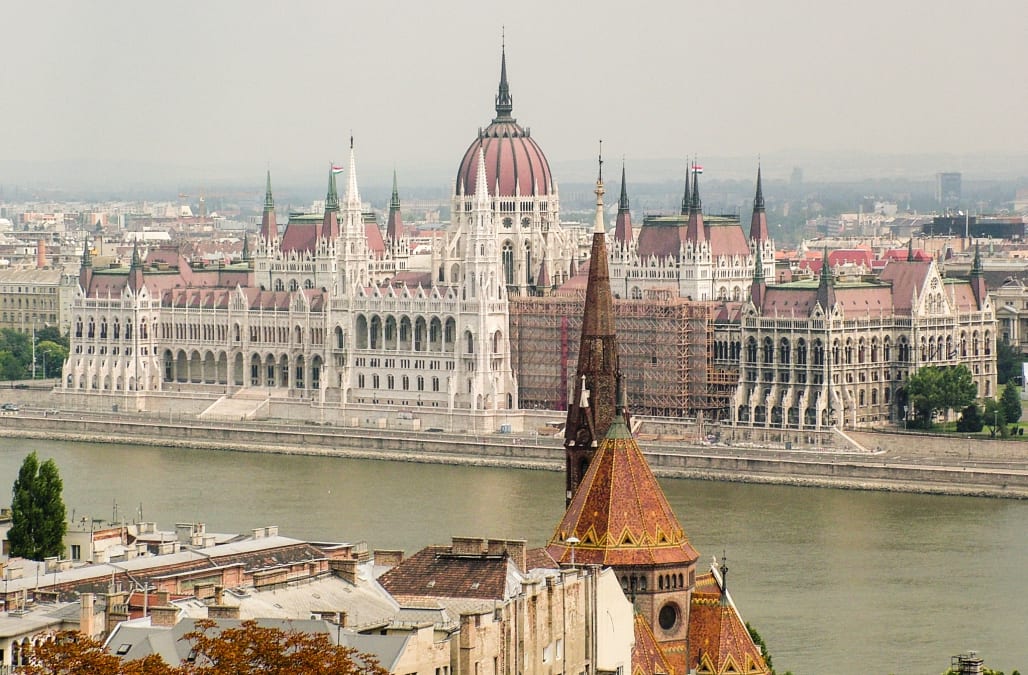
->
547, 411, 700, 567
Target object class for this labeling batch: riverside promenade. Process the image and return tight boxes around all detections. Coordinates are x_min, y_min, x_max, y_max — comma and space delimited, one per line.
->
2, 402, 1026, 499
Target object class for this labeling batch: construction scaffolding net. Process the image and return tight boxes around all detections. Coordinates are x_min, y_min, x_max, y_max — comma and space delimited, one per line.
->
510, 292, 736, 419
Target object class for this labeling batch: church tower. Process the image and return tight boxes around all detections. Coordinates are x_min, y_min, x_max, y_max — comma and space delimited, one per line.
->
563, 153, 620, 504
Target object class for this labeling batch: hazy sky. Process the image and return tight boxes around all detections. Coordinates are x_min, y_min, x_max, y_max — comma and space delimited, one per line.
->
3, 1, 1026, 188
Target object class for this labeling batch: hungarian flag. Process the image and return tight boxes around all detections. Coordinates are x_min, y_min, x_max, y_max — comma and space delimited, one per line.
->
691, 164, 704, 174
331, 165, 345, 174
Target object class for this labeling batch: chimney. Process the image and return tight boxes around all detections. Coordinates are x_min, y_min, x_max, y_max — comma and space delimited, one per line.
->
330, 559, 359, 585
451, 537, 485, 555
373, 550, 404, 567
149, 605, 180, 628
155, 590, 170, 606
504, 540, 527, 573
79, 593, 96, 638
207, 604, 240, 620
37, 239, 46, 268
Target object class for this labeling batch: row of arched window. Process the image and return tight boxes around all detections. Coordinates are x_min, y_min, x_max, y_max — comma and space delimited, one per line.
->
75, 316, 152, 340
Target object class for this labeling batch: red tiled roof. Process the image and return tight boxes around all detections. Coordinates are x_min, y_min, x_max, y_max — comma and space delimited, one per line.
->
280, 222, 319, 254
877, 260, 931, 315
707, 225, 750, 258
688, 571, 770, 675
632, 614, 674, 675
365, 221, 385, 255
547, 413, 700, 567
377, 545, 514, 601
638, 225, 686, 259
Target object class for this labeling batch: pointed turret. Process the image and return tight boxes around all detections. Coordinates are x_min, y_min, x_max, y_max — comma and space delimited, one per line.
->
614, 162, 633, 245
749, 165, 770, 242
386, 170, 405, 241
680, 162, 691, 215
241, 234, 251, 263
78, 238, 93, 292
685, 166, 706, 244
494, 40, 514, 121
816, 247, 835, 311
128, 240, 144, 293
322, 164, 341, 241
750, 244, 766, 309
970, 241, 987, 309
259, 170, 277, 242
563, 148, 620, 505
345, 136, 361, 211
907, 237, 915, 262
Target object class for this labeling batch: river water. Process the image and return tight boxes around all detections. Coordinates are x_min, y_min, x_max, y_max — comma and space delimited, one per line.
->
1, 438, 1025, 675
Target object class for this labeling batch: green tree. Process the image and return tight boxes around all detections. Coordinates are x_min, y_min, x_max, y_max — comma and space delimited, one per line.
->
905, 365, 977, 428
35, 325, 69, 350
984, 398, 1009, 438
996, 338, 1023, 385
1000, 382, 1022, 425
9, 452, 68, 560
35, 340, 68, 378
956, 404, 984, 433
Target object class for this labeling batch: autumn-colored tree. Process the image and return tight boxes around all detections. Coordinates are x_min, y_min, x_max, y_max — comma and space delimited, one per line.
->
20, 633, 175, 675
177, 619, 389, 675
22, 623, 389, 675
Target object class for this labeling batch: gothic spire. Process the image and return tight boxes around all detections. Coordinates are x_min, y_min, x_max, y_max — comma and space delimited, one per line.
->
680, 161, 691, 216
614, 161, 633, 245
563, 144, 621, 505
81, 237, 92, 268
970, 241, 987, 310
494, 39, 514, 121
685, 163, 706, 244
345, 136, 361, 210
817, 246, 835, 310
386, 169, 405, 241
749, 164, 770, 241
260, 170, 278, 241
750, 242, 766, 309
325, 165, 340, 213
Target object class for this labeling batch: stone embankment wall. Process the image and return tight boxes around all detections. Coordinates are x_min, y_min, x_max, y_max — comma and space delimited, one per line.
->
2, 415, 1025, 499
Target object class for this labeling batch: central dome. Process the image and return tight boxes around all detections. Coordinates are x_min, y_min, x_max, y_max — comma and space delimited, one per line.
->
456, 49, 553, 198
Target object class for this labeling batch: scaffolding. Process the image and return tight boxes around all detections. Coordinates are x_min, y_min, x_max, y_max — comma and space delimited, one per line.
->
509, 292, 735, 419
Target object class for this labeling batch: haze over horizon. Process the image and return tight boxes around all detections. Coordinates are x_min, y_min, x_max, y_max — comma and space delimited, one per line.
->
3, 1, 1027, 191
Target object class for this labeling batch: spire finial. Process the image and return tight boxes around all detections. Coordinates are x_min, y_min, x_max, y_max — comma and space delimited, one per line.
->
618, 160, 630, 211
691, 159, 702, 212
719, 549, 729, 603
495, 36, 513, 120
593, 141, 605, 235
971, 241, 983, 276
325, 164, 340, 213
680, 159, 691, 215
754, 163, 765, 210
264, 170, 274, 211
390, 169, 400, 209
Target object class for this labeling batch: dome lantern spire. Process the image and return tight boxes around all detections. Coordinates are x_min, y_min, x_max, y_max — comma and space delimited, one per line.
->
494, 36, 514, 121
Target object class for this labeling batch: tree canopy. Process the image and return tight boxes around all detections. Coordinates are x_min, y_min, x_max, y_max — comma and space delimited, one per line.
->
21, 623, 390, 675
0, 326, 70, 380
8, 452, 67, 560
904, 365, 977, 428
1000, 382, 1022, 425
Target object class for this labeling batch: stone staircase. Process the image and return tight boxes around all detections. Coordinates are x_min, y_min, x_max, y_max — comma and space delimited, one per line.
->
199, 388, 271, 421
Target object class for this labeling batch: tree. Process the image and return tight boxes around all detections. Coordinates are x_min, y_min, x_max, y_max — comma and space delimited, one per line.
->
984, 398, 1009, 438
36, 340, 68, 378
178, 619, 389, 675
22, 623, 390, 675
996, 338, 1023, 385
956, 404, 984, 433
8, 452, 67, 560
905, 365, 977, 428
1000, 382, 1022, 425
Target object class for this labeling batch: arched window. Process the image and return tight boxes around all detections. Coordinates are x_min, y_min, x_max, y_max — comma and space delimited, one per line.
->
796, 339, 807, 366
502, 241, 514, 286
762, 337, 774, 364
745, 338, 757, 364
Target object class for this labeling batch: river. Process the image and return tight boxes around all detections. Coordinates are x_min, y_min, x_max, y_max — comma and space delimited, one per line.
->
1, 437, 1025, 675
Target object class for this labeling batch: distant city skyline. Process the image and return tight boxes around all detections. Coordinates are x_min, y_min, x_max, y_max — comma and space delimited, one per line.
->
3, 1, 1027, 190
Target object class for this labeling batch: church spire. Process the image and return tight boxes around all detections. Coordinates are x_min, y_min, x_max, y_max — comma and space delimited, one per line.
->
680, 161, 691, 216
750, 243, 766, 308
614, 161, 633, 245
386, 170, 405, 241
260, 170, 278, 241
749, 164, 770, 241
970, 241, 987, 310
494, 37, 514, 121
79, 237, 93, 292
325, 165, 340, 214
685, 163, 706, 244
563, 144, 621, 505
128, 240, 144, 293
817, 246, 835, 310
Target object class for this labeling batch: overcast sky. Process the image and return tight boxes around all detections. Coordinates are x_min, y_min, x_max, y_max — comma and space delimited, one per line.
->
3, 1, 1026, 188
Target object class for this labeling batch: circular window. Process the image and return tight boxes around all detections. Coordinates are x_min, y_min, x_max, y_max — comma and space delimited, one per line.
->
658, 603, 679, 631
502, 217, 512, 228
